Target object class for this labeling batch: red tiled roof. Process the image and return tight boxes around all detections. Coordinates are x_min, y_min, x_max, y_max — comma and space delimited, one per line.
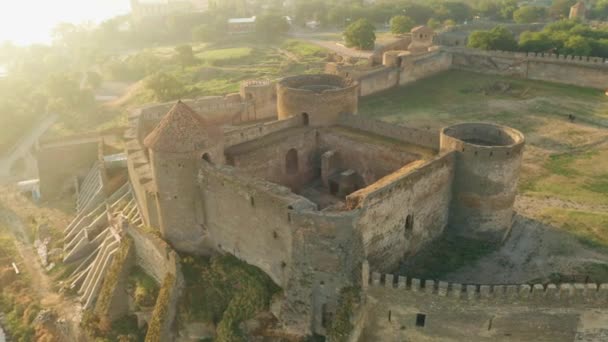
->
144, 101, 213, 153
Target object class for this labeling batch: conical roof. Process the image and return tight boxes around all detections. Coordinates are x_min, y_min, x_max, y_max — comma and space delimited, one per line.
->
144, 101, 212, 153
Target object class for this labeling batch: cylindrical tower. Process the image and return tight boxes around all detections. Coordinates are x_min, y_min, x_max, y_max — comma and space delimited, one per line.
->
440, 123, 525, 243
277, 74, 358, 127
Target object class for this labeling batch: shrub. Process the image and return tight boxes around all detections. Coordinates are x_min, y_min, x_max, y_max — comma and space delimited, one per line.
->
344, 19, 376, 50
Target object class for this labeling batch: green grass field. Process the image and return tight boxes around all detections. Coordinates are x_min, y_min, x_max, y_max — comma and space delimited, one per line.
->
359, 70, 608, 246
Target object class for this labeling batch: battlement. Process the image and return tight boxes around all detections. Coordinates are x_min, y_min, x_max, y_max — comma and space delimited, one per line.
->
450, 47, 608, 67
242, 79, 273, 87
366, 271, 608, 306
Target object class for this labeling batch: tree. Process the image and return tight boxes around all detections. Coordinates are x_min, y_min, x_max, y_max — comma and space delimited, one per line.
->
499, 0, 519, 20
427, 18, 441, 30
402, 4, 435, 25
550, 0, 577, 18
468, 26, 517, 51
519, 31, 558, 52
513, 6, 547, 23
563, 35, 592, 55
390, 16, 415, 35
146, 72, 186, 102
343, 19, 376, 50
435, 2, 472, 23
175, 45, 196, 69
256, 14, 290, 41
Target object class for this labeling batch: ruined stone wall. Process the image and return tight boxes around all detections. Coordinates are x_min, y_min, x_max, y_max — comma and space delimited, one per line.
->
224, 114, 303, 148
358, 67, 400, 96
317, 129, 423, 186
37, 138, 100, 199
450, 48, 608, 89
198, 163, 317, 287
347, 153, 455, 272
224, 128, 319, 191
399, 49, 453, 86
357, 270, 608, 342
338, 114, 439, 151
286, 210, 361, 336
277, 75, 359, 126
370, 35, 412, 64
127, 224, 184, 342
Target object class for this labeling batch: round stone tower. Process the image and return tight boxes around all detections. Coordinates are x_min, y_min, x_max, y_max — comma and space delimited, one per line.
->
277, 74, 358, 126
440, 123, 525, 243
144, 101, 223, 252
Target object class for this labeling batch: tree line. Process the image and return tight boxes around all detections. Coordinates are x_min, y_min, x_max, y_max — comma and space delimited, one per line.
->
468, 19, 608, 58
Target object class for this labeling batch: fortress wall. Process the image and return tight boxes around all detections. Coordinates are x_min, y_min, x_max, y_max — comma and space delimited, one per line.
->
366, 271, 608, 305
283, 210, 361, 335
127, 223, 181, 284
450, 48, 608, 89
359, 271, 608, 341
358, 68, 400, 96
317, 129, 423, 186
338, 114, 439, 150
37, 138, 100, 199
347, 153, 455, 272
199, 163, 317, 287
225, 128, 319, 191
224, 114, 303, 147
399, 50, 453, 86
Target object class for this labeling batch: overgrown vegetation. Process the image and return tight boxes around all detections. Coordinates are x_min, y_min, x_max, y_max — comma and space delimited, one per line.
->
81, 310, 146, 342
129, 266, 160, 309
96, 238, 133, 315
145, 273, 175, 342
326, 287, 361, 342
179, 254, 281, 342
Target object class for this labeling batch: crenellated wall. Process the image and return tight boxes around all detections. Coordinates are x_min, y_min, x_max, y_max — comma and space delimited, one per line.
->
355, 268, 608, 342
450, 48, 608, 89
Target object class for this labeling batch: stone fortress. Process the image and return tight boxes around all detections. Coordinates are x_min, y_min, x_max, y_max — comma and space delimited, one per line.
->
42, 26, 608, 341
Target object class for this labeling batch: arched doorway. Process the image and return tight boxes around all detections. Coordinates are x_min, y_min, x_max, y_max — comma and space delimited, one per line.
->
302, 113, 309, 126
202, 153, 212, 164
286, 148, 298, 174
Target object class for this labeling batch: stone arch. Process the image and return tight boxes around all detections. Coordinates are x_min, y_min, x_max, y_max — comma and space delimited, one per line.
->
286, 148, 299, 175
202, 153, 212, 164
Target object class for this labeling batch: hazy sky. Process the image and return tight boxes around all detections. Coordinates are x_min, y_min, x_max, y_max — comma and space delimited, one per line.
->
0, 0, 131, 45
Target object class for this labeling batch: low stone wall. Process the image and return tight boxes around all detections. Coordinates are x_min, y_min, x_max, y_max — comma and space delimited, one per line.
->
338, 114, 439, 151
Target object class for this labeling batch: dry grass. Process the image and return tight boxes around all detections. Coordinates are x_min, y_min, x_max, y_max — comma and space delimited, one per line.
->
359, 70, 608, 247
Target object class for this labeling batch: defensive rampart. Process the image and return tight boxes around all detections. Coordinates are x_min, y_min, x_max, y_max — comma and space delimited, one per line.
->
354, 265, 608, 341
366, 271, 608, 305
338, 114, 439, 151
347, 153, 455, 272
450, 48, 608, 89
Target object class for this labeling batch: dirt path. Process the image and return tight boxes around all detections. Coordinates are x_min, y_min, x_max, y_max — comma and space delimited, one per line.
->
0, 207, 83, 341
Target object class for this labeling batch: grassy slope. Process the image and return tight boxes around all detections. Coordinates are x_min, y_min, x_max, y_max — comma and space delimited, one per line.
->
359, 70, 608, 247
